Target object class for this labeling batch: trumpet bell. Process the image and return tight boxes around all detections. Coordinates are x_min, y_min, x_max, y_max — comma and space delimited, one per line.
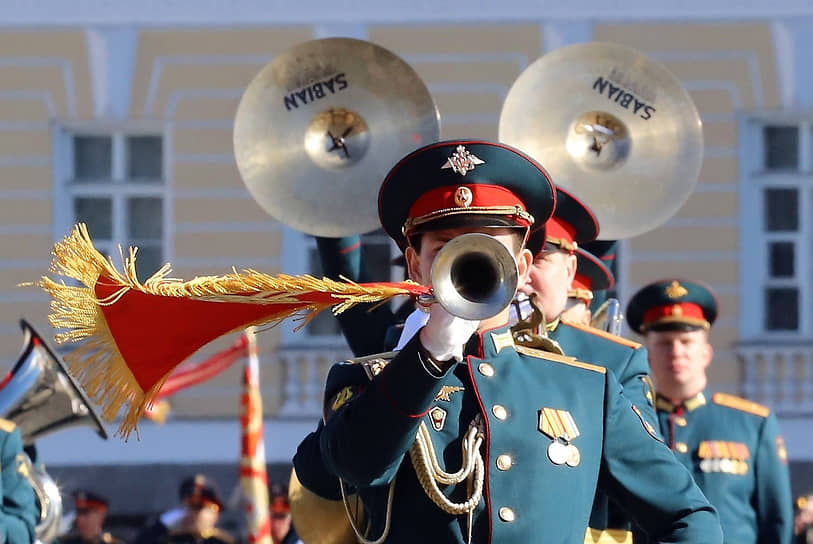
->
1, 320, 107, 444
431, 233, 518, 321
499, 42, 703, 240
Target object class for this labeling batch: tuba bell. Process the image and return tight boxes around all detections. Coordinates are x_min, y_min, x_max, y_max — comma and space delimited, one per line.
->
2, 319, 108, 542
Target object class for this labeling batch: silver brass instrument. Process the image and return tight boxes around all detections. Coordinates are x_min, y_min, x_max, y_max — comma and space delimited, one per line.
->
591, 298, 624, 336
233, 37, 440, 237
421, 233, 519, 321
499, 42, 703, 240
3, 320, 108, 542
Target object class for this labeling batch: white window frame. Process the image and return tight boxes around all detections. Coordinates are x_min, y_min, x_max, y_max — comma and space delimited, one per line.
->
739, 112, 813, 340
278, 227, 401, 348
52, 121, 172, 278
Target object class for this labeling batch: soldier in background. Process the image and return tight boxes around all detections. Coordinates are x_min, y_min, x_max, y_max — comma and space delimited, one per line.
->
795, 493, 813, 544
558, 245, 614, 327
627, 279, 794, 544
135, 474, 233, 544
268, 483, 301, 544
58, 490, 125, 544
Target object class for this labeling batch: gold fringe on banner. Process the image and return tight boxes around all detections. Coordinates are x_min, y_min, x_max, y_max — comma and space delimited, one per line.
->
33, 224, 424, 438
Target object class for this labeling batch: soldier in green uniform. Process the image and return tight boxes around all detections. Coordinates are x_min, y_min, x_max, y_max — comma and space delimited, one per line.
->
514, 191, 655, 543
318, 139, 722, 543
58, 490, 125, 544
0, 419, 37, 544
559, 245, 614, 327
627, 279, 794, 544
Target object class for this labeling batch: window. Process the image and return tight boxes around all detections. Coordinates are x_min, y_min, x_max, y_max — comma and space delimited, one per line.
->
61, 130, 166, 283
740, 118, 813, 337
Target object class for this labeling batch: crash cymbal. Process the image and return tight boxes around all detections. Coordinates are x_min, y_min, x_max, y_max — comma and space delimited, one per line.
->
499, 42, 703, 240
234, 37, 440, 237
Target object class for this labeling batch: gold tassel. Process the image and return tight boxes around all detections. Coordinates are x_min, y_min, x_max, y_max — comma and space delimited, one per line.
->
33, 224, 421, 439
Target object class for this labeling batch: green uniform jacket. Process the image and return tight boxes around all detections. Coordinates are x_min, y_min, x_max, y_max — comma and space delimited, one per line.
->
319, 326, 723, 544
0, 422, 37, 544
549, 320, 657, 532
653, 390, 793, 544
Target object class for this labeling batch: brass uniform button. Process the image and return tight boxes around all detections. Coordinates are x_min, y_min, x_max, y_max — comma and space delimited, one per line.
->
499, 506, 516, 522
478, 363, 495, 377
492, 404, 508, 420
674, 416, 687, 427
496, 454, 513, 471
676, 442, 689, 453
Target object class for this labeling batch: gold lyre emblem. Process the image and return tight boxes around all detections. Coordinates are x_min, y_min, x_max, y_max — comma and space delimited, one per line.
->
435, 385, 465, 402
441, 145, 485, 176
665, 280, 688, 299
454, 186, 473, 207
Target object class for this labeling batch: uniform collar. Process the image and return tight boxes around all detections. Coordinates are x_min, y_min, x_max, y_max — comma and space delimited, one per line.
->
543, 316, 561, 333
655, 391, 707, 413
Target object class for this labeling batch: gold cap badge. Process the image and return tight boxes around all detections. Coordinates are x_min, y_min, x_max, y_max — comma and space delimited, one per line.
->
665, 280, 688, 299
454, 186, 473, 207
441, 145, 485, 176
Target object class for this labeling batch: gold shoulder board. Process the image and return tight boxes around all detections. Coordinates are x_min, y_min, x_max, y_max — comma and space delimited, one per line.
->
0, 419, 16, 433
712, 392, 770, 417
561, 319, 642, 349
515, 345, 606, 374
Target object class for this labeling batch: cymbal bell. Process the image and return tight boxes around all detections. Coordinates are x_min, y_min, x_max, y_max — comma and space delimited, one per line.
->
499, 42, 703, 240
234, 37, 440, 237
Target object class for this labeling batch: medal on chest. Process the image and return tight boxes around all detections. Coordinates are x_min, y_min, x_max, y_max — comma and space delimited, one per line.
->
538, 407, 581, 467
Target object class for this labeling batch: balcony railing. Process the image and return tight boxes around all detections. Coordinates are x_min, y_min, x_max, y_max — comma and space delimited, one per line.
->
274, 346, 352, 418
737, 343, 813, 415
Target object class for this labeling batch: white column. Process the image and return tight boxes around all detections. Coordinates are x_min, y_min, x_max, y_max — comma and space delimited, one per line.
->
740, 349, 758, 400
301, 355, 322, 416
803, 349, 813, 413
84, 26, 139, 119
279, 353, 302, 415
771, 18, 813, 110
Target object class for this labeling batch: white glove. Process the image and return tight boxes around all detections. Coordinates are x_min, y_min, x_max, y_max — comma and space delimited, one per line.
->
419, 303, 480, 362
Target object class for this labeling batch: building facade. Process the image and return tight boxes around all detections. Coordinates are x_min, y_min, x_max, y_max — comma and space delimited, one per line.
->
1, 0, 813, 526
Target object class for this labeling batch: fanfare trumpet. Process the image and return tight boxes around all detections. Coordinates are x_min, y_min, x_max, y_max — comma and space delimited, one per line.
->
421, 233, 519, 321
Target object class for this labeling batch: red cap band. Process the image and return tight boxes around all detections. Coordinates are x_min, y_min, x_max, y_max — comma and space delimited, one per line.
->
546, 217, 577, 248
642, 302, 708, 329
571, 273, 593, 292
406, 184, 531, 231
75, 498, 107, 511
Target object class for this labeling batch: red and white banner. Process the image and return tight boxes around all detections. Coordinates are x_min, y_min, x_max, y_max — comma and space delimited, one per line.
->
144, 334, 249, 422
239, 328, 272, 544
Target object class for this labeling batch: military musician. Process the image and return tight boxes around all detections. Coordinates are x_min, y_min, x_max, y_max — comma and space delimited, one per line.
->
627, 279, 794, 543
318, 140, 722, 543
